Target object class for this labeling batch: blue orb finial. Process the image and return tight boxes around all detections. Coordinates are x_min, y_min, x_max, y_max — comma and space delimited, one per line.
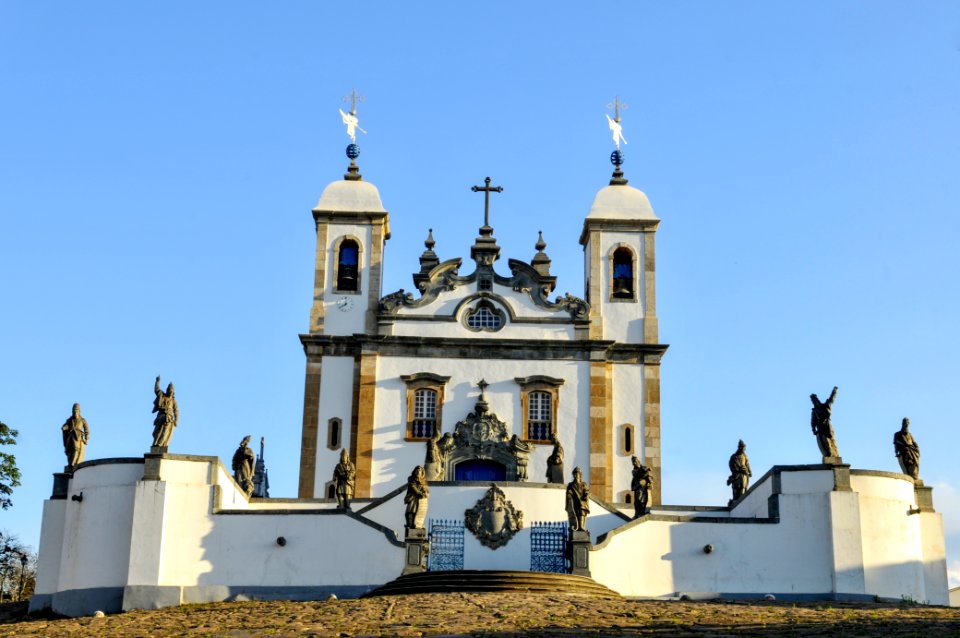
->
610, 149, 624, 167
346, 143, 360, 160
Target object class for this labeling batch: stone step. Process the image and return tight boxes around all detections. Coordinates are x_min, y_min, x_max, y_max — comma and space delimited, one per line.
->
364, 570, 621, 599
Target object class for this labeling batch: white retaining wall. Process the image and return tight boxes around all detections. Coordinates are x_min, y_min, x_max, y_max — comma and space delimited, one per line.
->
31, 457, 949, 617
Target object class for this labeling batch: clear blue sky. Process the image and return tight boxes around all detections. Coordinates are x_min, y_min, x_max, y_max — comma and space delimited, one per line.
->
2, 3, 959, 586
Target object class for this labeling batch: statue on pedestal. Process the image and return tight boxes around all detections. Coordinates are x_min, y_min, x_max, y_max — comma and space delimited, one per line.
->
565, 466, 590, 532
810, 386, 839, 460
151, 375, 179, 449
332, 448, 355, 510
403, 465, 429, 530
893, 417, 920, 480
546, 433, 564, 484
630, 456, 653, 518
232, 435, 255, 497
61, 403, 89, 469
726, 439, 752, 504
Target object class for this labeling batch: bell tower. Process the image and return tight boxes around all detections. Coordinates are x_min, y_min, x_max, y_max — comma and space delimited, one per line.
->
579, 100, 665, 505
299, 99, 390, 498
307, 122, 390, 337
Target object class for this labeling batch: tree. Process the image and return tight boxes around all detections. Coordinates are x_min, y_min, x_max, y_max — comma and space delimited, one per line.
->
0, 531, 35, 601
0, 421, 21, 510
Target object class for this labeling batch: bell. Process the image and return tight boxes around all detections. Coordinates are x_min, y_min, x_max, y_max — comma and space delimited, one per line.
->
612, 277, 633, 298
338, 266, 358, 291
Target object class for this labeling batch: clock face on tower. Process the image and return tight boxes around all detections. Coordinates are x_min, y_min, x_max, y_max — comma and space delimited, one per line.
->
335, 296, 355, 312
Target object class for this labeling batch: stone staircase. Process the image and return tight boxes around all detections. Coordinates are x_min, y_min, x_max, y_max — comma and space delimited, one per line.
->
364, 570, 621, 599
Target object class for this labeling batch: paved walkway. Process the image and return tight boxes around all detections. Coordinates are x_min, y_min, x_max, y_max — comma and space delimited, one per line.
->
6, 593, 960, 637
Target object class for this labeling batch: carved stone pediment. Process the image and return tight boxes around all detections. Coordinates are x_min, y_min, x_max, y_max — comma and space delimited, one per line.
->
464, 484, 524, 549
381, 256, 590, 323
442, 395, 530, 482
381, 259, 464, 313
453, 401, 507, 448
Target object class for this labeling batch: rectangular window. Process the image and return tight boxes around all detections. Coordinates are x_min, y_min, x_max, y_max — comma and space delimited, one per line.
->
516, 376, 564, 444
411, 388, 438, 439
527, 391, 553, 442
402, 373, 451, 442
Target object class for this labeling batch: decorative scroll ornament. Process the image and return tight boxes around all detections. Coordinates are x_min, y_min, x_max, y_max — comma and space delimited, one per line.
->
379, 289, 414, 312
381, 260, 463, 314
553, 292, 590, 320
464, 484, 524, 549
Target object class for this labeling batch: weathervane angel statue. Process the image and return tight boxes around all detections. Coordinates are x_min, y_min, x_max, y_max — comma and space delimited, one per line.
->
605, 96, 628, 149
338, 88, 366, 143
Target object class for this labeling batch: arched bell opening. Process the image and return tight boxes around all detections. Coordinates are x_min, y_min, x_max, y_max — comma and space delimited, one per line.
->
611, 247, 635, 299
336, 239, 360, 292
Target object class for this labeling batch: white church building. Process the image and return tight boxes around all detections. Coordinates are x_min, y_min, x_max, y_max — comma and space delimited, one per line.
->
30, 113, 950, 616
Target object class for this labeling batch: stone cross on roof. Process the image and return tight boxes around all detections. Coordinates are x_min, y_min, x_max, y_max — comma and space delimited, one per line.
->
471, 177, 503, 233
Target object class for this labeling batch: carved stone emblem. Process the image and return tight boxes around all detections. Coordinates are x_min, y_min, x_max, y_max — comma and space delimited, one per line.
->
464, 484, 524, 549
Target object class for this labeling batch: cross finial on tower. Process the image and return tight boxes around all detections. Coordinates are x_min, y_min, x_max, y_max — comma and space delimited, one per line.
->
607, 96, 627, 123
338, 89, 367, 180
342, 88, 365, 116
477, 378, 489, 395
606, 96, 629, 184
471, 177, 503, 236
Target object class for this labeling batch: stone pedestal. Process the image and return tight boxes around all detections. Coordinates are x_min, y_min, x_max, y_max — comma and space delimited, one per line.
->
143, 453, 164, 480
403, 527, 429, 575
568, 529, 591, 577
150, 446, 169, 455
822, 455, 844, 465
914, 481, 934, 513
51, 472, 72, 499
830, 464, 852, 492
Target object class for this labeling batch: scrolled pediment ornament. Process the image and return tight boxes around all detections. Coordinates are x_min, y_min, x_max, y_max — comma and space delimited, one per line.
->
379, 289, 415, 312
382, 259, 464, 314
551, 292, 590, 320
464, 483, 524, 549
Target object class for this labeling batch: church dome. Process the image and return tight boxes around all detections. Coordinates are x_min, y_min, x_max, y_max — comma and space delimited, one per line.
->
586, 183, 658, 221
313, 179, 387, 214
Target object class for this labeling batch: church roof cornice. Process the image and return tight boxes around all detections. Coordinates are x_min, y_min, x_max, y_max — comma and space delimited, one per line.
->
299, 333, 668, 364
579, 217, 660, 246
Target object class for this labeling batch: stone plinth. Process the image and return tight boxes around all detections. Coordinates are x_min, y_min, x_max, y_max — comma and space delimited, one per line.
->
403, 527, 428, 575
51, 472, 71, 499
568, 529, 591, 577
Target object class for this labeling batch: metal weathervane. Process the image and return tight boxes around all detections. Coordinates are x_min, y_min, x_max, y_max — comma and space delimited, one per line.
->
339, 88, 367, 143
605, 96, 628, 150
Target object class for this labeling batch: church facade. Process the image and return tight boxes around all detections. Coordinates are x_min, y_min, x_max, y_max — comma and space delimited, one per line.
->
297, 166, 664, 507
29, 124, 950, 616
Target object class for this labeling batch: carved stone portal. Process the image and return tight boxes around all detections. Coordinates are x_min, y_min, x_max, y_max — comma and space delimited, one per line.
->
443, 391, 530, 482
464, 484, 524, 549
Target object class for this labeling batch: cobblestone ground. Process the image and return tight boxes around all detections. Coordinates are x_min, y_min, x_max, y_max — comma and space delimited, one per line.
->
4, 594, 960, 637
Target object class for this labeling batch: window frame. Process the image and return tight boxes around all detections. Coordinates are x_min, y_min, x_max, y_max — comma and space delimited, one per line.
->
462, 299, 506, 332
327, 417, 342, 450
401, 372, 451, 441
515, 375, 565, 443
620, 423, 636, 456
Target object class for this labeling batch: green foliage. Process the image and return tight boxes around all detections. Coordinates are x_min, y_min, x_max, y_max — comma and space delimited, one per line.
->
0, 421, 22, 510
